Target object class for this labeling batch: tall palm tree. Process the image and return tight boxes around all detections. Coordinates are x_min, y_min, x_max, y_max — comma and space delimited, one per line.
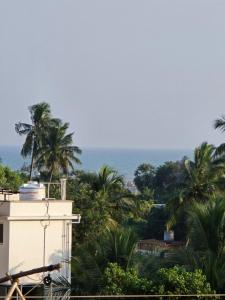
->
167, 142, 225, 229
36, 120, 81, 182
15, 102, 52, 180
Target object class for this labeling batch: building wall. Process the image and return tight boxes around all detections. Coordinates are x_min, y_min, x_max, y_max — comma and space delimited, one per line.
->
0, 199, 76, 285
9, 200, 73, 217
8, 219, 72, 285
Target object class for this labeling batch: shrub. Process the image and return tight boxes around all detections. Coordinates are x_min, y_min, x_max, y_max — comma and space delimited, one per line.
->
154, 266, 214, 295
103, 263, 153, 295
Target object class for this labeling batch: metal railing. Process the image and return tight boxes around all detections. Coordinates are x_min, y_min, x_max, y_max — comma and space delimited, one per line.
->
0, 295, 223, 299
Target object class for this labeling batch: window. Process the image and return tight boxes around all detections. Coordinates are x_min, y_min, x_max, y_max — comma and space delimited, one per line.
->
0, 224, 3, 244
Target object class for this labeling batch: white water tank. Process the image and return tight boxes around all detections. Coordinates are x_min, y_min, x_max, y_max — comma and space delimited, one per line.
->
164, 230, 174, 242
19, 182, 46, 201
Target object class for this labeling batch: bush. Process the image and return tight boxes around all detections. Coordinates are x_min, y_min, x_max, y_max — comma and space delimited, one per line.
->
0, 165, 23, 191
103, 263, 153, 295
154, 266, 214, 295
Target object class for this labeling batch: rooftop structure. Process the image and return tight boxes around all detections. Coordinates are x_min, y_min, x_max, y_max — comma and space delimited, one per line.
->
0, 181, 80, 285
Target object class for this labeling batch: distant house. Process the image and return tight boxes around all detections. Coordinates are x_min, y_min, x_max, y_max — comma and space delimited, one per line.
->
137, 239, 184, 256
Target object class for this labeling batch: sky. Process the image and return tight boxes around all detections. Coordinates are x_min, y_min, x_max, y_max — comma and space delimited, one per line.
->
0, 0, 225, 149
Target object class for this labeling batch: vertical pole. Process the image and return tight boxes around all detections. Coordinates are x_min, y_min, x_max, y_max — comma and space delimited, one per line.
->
60, 179, 67, 201
47, 183, 50, 199
43, 226, 47, 266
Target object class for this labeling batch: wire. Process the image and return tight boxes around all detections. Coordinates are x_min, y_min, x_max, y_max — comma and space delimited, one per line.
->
26, 275, 42, 282
40, 199, 51, 267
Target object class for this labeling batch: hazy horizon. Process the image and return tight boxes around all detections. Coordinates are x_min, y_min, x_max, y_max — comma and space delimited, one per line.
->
0, 144, 194, 151
0, 146, 193, 177
1, 0, 225, 149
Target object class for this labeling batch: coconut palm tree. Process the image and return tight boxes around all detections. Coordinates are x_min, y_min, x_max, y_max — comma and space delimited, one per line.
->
187, 197, 225, 290
74, 166, 151, 232
166, 142, 225, 229
71, 227, 137, 294
90, 166, 141, 221
15, 102, 52, 180
101, 227, 137, 269
183, 142, 225, 201
77, 165, 124, 193
36, 120, 81, 182
97, 165, 124, 193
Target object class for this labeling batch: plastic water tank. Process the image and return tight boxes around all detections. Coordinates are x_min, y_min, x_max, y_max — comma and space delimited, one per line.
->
19, 182, 46, 201
163, 230, 174, 242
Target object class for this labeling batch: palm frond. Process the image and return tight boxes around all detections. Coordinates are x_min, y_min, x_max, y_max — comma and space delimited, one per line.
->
215, 143, 225, 157
214, 115, 225, 131
21, 131, 34, 157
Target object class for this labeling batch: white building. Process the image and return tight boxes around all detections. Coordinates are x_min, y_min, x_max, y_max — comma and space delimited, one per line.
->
0, 182, 80, 285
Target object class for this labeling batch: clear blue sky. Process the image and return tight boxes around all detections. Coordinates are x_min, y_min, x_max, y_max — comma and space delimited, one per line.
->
0, 0, 225, 149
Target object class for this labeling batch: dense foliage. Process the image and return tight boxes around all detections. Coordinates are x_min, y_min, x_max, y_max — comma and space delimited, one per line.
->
102, 264, 213, 295
14, 104, 225, 295
153, 266, 213, 295
0, 165, 23, 190
103, 263, 153, 295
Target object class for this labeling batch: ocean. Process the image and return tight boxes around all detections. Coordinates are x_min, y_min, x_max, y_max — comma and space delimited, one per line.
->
0, 146, 193, 180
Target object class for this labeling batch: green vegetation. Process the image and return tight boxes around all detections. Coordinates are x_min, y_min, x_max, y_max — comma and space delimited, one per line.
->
68, 166, 151, 243
153, 266, 213, 295
15, 102, 52, 180
103, 263, 153, 295
12, 103, 225, 295
0, 165, 23, 190
36, 119, 81, 182
15, 102, 81, 181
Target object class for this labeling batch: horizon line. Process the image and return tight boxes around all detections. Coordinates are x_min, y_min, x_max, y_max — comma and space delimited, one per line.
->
0, 144, 193, 151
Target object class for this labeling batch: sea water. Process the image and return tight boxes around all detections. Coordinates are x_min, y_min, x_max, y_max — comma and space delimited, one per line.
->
0, 146, 193, 179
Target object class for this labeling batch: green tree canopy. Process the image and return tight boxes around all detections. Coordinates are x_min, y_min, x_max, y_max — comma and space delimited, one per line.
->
36, 120, 81, 182
187, 197, 225, 290
154, 159, 187, 203
15, 102, 52, 180
71, 227, 138, 294
154, 266, 213, 295
0, 165, 23, 191
134, 163, 155, 193
166, 142, 225, 230
103, 263, 153, 295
